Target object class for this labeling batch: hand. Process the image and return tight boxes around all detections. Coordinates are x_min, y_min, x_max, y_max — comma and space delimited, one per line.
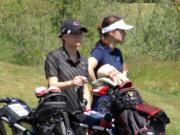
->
108, 70, 121, 83
72, 76, 88, 86
109, 70, 118, 78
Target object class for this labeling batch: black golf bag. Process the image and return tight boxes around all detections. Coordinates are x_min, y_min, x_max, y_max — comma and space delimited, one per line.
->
0, 97, 32, 135
0, 92, 74, 135
29, 92, 74, 135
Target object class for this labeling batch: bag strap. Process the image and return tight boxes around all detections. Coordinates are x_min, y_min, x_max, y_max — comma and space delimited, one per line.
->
39, 93, 67, 105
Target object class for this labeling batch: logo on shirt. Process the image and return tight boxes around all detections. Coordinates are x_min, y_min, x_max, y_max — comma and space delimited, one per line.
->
116, 57, 120, 61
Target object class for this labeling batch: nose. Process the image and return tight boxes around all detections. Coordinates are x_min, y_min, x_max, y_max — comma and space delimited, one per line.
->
77, 34, 82, 38
74, 34, 82, 39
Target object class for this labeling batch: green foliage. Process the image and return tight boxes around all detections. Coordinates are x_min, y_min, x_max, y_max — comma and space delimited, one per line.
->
113, 0, 160, 3
125, 1, 180, 60
0, 0, 58, 65
139, 1, 180, 60
0, 0, 179, 65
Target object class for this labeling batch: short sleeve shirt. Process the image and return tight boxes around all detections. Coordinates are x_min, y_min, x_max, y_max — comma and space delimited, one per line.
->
91, 43, 124, 77
45, 47, 88, 112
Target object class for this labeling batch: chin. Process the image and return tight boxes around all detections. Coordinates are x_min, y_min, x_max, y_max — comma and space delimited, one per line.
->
76, 43, 81, 46
120, 38, 125, 43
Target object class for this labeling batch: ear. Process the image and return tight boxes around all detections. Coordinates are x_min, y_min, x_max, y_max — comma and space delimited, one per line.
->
61, 34, 67, 40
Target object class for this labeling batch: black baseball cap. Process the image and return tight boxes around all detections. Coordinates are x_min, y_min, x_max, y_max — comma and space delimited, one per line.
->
59, 19, 88, 37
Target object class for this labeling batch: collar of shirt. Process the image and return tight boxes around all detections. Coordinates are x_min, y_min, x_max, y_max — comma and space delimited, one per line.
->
98, 43, 115, 54
62, 46, 81, 66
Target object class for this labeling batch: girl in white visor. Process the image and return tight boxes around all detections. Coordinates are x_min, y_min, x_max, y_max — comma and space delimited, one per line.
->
88, 15, 134, 114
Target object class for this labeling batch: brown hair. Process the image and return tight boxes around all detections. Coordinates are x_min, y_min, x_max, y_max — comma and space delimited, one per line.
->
96, 15, 121, 46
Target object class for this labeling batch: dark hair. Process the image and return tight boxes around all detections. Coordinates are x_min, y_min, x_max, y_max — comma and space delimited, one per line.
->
59, 36, 65, 46
96, 15, 121, 46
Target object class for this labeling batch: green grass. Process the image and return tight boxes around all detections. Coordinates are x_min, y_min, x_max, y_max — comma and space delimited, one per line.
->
128, 56, 180, 94
0, 61, 46, 107
0, 59, 180, 134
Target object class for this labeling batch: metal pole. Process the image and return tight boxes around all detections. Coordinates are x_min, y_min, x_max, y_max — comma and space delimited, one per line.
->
1, 117, 27, 132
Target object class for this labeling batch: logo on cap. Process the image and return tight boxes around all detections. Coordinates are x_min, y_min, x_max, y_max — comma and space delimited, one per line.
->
73, 21, 80, 26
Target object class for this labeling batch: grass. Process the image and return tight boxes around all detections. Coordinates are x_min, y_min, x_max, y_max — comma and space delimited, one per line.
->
0, 58, 180, 134
0, 61, 46, 107
128, 56, 180, 94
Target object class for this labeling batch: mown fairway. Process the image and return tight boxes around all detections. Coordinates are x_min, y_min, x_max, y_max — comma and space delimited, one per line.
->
0, 58, 179, 134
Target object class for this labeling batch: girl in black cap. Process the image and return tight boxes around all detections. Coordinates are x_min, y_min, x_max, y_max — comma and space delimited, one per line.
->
45, 19, 111, 135
45, 19, 91, 134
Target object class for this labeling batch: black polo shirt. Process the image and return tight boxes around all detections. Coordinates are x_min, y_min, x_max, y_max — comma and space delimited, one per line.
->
45, 47, 88, 112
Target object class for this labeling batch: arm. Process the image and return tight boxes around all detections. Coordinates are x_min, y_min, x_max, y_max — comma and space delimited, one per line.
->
88, 57, 98, 81
122, 63, 128, 77
47, 76, 87, 90
83, 84, 92, 110
48, 76, 74, 90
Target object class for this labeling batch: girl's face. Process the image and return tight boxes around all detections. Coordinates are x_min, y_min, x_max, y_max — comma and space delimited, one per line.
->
63, 32, 83, 48
111, 29, 126, 43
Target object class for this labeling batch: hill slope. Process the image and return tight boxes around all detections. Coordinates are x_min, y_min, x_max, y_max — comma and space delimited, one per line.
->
0, 61, 180, 134
0, 61, 46, 106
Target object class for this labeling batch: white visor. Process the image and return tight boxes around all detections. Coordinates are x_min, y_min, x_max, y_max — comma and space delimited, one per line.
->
101, 19, 134, 34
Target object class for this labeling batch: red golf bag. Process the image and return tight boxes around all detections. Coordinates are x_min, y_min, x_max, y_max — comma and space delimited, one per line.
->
91, 78, 170, 135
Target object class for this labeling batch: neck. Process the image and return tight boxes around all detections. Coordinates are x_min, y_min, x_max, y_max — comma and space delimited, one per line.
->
103, 37, 116, 49
64, 45, 78, 59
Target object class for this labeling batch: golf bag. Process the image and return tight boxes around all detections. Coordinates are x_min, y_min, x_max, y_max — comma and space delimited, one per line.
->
0, 91, 74, 135
0, 97, 32, 135
110, 88, 170, 135
92, 78, 170, 135
0, 117, 7, 135
29, 92, 74, 135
